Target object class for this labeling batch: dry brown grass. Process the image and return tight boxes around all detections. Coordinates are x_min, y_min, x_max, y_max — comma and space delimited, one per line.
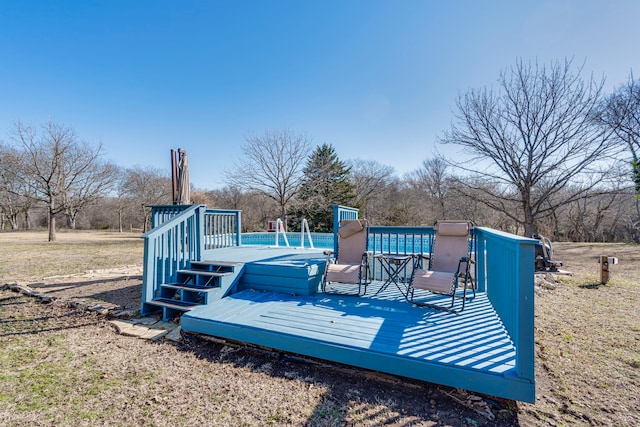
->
518, 243, 640, 426
1, 231, 639, 426
0, 230, 143, 282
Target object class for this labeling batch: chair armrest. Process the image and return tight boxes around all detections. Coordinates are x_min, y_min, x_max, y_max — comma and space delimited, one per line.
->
361, 251, 373, 265
410, 253, 430, 269
323, 250, 335, 263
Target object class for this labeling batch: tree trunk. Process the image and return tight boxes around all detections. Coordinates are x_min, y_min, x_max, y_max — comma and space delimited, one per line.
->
523, 214, 535, 238
141, 205, 147, 233
280, 205, 287, 232
48, 204, 57, 242
24, 208, 31, 230
142, 205, 150, 233
8, 214, 18, 230
66, 213, 76, 229
522, 198, 535, 238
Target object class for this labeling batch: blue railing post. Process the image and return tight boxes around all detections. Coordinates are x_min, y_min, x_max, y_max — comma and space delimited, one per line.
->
515, 240, 536, 382
196, 205, 205, 258
332, 205, 360, 255
474, 227, 536, 391
236, 211, 242, 246
474, 230, 487, 292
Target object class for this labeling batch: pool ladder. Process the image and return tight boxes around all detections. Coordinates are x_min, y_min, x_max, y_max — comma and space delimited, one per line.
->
274, 218, 315, 249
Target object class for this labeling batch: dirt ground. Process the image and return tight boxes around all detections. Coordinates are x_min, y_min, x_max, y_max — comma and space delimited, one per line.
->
1, 235, 639, 426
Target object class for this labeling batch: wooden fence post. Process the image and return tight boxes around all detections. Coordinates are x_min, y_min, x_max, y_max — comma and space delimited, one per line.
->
600, 255, 609, 284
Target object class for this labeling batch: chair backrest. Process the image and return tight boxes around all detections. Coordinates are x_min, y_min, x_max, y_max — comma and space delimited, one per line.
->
430, 221, 473, 273
336, 219, 368, 264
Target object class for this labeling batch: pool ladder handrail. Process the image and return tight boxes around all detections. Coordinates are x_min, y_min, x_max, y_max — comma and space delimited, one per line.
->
273, 218, 315, 249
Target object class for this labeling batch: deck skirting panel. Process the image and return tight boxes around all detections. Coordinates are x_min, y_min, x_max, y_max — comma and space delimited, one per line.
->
238, 258, 326, 296
181, 289, 535, 402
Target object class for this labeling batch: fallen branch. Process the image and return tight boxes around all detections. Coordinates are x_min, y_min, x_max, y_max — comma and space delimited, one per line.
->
441, 388, 496, 421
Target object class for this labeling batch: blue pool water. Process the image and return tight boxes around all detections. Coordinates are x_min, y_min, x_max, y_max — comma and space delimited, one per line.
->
241, 232, 334, 249
241, 232, 434, 254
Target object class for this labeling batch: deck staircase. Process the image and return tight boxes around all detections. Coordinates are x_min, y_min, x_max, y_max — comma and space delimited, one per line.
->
143, 261, 243, 321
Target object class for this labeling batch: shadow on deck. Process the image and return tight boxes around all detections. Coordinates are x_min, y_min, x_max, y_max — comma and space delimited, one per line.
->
180, 247, 533, 402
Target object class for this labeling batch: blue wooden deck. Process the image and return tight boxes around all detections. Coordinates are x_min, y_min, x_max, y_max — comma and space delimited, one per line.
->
180, 246, 531, 402
143, 205, 536, 403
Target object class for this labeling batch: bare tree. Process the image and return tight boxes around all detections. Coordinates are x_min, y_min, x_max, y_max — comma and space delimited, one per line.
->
403, 158, 493, 226
377, 178, 412, 225
225, 129, 311, 228
0, 143, 26, 229
207, 186, 278, 232
0, 141, 40, 230
601, 72, 640, 217
62, 160, 117, 229
120, 166, 172, 232
348, 159, 395, 222
11, 121, 113, 241
405, 157, 452, 221
110, 166, 128, 233
440, 59, 620, 237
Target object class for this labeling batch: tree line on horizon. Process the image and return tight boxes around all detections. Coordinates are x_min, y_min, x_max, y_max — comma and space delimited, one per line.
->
1, 59, 639, 242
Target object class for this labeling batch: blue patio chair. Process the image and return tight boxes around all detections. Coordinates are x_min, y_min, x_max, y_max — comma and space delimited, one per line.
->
407, 220, 475, 312
322, 219, 372, 296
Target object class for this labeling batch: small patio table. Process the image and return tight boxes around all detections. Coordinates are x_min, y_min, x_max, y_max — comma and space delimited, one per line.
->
373, 254, 413, 297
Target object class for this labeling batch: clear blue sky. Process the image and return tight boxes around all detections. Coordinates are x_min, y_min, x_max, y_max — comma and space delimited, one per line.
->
1, 1, 638, 189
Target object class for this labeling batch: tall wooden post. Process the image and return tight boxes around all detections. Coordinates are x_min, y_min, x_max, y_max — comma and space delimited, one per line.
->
600, 255, 610, 284
170, 149, 178, 204
599, 256, 619, 284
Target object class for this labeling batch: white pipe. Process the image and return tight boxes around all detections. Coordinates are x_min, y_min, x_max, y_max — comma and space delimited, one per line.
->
300, 219, 315, 249
274, 218, 290, 247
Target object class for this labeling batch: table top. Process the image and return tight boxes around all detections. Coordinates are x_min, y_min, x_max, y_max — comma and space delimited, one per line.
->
374, 253, 414, 263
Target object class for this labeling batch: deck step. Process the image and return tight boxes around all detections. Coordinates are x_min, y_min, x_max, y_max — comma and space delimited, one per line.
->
161, 282, 220, 292
191, 260, 242, 268
147, 298, 199, 311
177, 269, 230, 277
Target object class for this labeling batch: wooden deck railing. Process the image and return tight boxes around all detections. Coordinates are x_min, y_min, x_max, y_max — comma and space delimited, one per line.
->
150, 204, 194, 228
333, 206, 535, 392
141, 205, 205, 314
141, 205, 242, 315
367, 225, 433, 281
474, 227, 536, 385
203, 208, 242, 250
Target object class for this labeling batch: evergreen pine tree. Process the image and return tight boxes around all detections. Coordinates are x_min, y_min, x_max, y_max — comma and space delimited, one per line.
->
294, 144, 355, 232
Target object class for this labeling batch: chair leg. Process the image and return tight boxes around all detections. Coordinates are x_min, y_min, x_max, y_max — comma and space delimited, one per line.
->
407, 262, 475, 313
322, 280, 365, 297
409, 278, 474, 314
452, 271, 477, 312
409, 296, 459, 313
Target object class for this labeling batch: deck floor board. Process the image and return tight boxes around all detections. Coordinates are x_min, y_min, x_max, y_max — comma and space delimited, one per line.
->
183, 285, 516, 374
180, 245, 532, 401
